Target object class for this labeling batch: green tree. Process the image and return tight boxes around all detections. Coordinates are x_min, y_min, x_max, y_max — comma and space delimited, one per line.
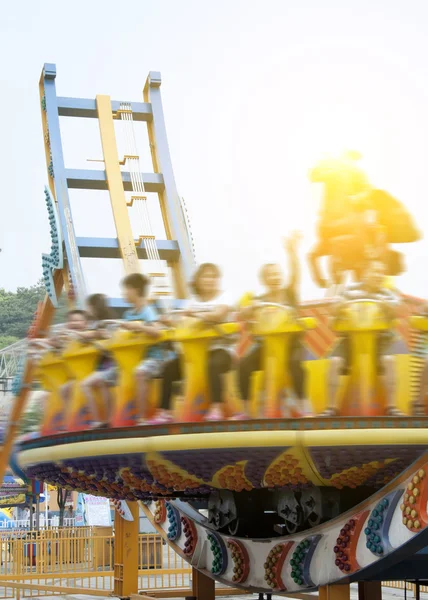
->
0, 280, 45, 338
0, 335, 19, 350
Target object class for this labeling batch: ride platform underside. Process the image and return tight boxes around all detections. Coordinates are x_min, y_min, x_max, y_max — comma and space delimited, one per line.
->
14, 418, 428, 594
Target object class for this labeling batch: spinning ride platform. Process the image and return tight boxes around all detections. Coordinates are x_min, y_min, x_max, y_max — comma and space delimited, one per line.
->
15, 419, 428, 594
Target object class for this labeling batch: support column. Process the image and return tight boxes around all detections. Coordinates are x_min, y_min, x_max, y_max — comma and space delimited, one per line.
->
358, 581, 382, 600
191, 567, 215, 600
96, 94, 140, 274
40, 63, 87, 305
319, 583, 350, 600
113, 501, 139, 597
144, 72, 195, 298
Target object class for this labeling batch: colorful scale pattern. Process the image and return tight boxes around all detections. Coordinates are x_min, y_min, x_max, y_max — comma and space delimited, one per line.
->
207, 531, 227, 576
290, 535, 320, 588
333, 511, 369, 573
41, 186, 63, 307
263, 542, 293, 590
227, 539, 250, 584
216, 463, 253, 492
333, 520, 355, 572
400, 468, 426, 532
330, 460, 391, 489
147, 458, 203, 492
290, 539, 311, 586
310, 446, 428, 488
181, 516, 198, 557
154, 500, 166, 524
264, 453, 309, 488
112, 498, 126, 517
166, 502, 181, 540
364, 498, 390, 556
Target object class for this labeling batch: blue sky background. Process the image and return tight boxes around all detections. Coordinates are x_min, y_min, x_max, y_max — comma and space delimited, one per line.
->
1, 0, 428, 301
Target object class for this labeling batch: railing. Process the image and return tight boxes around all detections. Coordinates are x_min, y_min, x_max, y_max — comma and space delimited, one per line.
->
0, 340, 27, 381
0, 527, 191, 598
0, 518, 76, 530
1, 527, 427, 598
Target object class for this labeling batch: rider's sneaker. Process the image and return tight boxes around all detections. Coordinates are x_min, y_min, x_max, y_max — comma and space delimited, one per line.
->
147, 410, 174, 425
319, 407, 339, 417
91, 421, 108, 429
205, 406, 224, 422
230, 412, 249, 421
385, 406, 405, 417
289, 399, 313, 418
413, 403, 426, 417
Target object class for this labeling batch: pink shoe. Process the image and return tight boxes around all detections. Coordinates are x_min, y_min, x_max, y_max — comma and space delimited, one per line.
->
205, 406, 224, 422
148, 411, 174, 425
230, 412, 249, 421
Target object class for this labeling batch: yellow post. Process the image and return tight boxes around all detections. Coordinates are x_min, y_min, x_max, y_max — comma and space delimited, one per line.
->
319, 583, 350, 600
334, 300, 392, 415
252, 306, 316, 417
173, 320, 239, 421
113, 502, 139, 597
96, 95, 140, 274
38, 352, 71, 435
62, 341, 103, 430
104, 330, 167, 426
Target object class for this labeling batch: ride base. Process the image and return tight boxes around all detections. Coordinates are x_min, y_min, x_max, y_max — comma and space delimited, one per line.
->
16, 416, 428, 597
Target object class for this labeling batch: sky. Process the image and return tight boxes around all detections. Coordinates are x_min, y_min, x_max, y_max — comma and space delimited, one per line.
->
1, 0, 428, 301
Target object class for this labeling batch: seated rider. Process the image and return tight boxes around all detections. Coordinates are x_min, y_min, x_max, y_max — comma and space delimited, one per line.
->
237, 232, 310, 417
158, 263, 238, 423
79, 294, 116, 428
119, 273, 168, 425
31, 310, 89, 423
322, 259, 402, 417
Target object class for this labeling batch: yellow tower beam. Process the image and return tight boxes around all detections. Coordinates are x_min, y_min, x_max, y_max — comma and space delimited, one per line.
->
113, 502, 139, 597
96, 95, 140, 274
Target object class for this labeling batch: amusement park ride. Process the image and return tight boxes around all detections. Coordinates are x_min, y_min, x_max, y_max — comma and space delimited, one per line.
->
2, 63, 428, 599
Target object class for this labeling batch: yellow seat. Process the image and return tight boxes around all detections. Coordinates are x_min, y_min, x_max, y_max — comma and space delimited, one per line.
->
251, 304, 316, 418
37, 351, 72, 435
103, 330, 170, 427
62, 341, 103, 431
173, 319, 239, 421
333, 299, 395, 416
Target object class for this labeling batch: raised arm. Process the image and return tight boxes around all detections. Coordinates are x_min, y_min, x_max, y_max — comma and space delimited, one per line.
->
284, 231, 302, 299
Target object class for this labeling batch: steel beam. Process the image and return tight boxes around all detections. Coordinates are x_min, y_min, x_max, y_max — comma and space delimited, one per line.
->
40, 63, 86, 304
144, 71, 195, 297
65, 168, 164, 192
77, 237, 180, 260
57, 96, 152, 120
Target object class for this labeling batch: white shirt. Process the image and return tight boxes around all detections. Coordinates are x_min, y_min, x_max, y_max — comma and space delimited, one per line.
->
185, 292, 232, 317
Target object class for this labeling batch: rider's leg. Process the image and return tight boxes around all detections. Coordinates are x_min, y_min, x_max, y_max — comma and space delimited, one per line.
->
159, 356, 182, 411
321, 356, 345, 416
288, 336, 311, 415
81, 372, 104, 423
381, 355, 403, 416
206, 349, 233, 420
237, 344, 262, 416
135, 359, 164, 424
82, 368, 116, 426
414, 357, 428, 415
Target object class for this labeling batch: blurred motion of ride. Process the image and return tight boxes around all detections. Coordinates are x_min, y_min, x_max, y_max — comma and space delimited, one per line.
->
308, 150, 421, 288
6, 65, 428, 598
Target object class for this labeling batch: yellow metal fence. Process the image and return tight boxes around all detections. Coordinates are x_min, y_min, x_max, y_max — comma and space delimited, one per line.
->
0, 527, 191, 598
2, 528, 427, 598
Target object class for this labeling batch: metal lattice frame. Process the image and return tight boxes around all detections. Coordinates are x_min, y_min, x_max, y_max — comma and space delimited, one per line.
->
0, 339, 27, 381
